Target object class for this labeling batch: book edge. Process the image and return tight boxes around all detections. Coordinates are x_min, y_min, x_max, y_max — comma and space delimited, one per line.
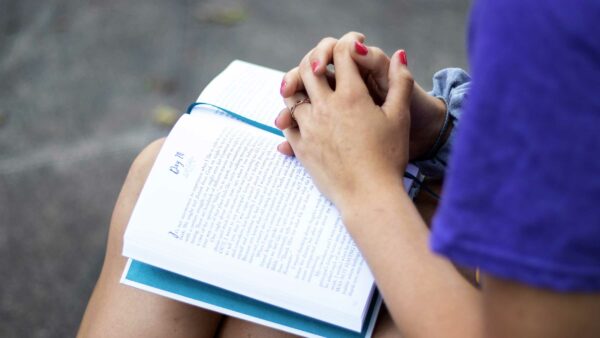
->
121, 258, 381, 338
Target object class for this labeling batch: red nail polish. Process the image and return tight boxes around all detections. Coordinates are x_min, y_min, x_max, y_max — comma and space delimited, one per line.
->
311, 60, 319, 73
355, 41, 368, 55
399, 50, 408, 66
280, 79, 286, 95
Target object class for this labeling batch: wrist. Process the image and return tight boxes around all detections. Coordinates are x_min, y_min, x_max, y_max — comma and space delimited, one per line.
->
335, 172, 407, 221
338, 177, 412, 231
409, 84, 448, 160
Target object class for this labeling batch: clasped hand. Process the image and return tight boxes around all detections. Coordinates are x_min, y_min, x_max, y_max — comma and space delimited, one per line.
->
274, 32, 415, 209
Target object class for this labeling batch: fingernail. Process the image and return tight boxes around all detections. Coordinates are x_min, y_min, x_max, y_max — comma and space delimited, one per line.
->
276, 143, 282, 152
399, 50, 408, 66
355, 41, 368, 55
280, 79, 286, 95
311, 60, 320, 73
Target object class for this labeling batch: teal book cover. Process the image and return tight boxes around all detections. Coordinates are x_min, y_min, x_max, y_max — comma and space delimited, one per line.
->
122, 259, 381, 338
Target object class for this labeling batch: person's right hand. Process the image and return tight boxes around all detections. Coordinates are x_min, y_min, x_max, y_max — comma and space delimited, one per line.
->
277, 32, 449, 160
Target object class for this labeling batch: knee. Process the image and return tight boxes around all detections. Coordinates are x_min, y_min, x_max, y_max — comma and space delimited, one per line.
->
127, 138, 166, 183
120, 137, 167, 207
107, 138, 166, 242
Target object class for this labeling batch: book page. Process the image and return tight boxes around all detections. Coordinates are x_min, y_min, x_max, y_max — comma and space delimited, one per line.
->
172, 126, 367, 298
195, 60, 285, 128
124, 114, 374, 331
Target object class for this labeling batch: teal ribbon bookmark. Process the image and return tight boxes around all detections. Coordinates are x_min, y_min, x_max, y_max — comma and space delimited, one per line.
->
187, 102, 284, 137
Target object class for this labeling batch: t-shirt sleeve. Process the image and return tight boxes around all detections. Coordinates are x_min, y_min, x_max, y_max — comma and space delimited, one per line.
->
430, 0, 600, 292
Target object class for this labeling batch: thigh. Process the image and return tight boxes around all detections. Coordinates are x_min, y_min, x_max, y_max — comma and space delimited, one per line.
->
78, 138, 222, 338
216, 304, 401, 338
217, 316, 299, 338
372, 304, 402, 338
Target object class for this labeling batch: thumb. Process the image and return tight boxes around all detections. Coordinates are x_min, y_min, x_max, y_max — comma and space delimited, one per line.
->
382, 49, 413, 121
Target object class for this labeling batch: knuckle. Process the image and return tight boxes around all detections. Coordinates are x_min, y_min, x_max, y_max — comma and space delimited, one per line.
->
335, 32, 365, 53
371, 46, 384, 54
299, 55, 312, 74
333, 40, 348, 55
400, 71, 414, 85
371, 47, 388, 61
345, 31, 364, 39
394, 68, 414, 85
338, 86, 362, 102
301, 51, 311, 64
319, 37, 337, 46
284, 67, 298, 83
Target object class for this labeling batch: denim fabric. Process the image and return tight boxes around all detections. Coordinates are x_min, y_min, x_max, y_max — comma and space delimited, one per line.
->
415, 68, 471, 178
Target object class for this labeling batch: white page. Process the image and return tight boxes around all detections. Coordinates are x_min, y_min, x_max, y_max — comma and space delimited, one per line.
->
196, 60, 285, 128
124, 114, 374, 331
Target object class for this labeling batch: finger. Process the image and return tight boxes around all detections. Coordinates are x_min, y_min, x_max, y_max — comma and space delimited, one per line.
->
283, 92, 312, 127
298, 52, 333, 102
280, 67, 303, 98
283, 127, 302, 156
276, 141, 295, 156
281, 66, 333, 100
352, 45, 390, 97
274, 107, 296, 130
382, 49, 414, 121
333, 32, 369, 94
325, 69, 336, 90
283, 92, 309, 111
308, 37, 344, 75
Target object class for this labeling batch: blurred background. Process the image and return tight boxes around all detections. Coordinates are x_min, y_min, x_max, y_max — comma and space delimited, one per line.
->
0, 0, 470, 336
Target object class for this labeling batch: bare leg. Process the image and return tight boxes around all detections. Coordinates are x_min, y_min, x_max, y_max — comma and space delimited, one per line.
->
372, 305, 403, 338
215, 304, 401, 338
78, 138, 222, 338
217, 317, 299, 337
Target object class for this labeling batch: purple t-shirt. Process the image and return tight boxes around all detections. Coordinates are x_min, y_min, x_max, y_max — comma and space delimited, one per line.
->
430, 0, 600, 291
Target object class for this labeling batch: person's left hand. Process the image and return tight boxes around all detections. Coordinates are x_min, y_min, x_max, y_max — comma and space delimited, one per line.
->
276, 34, 414, 210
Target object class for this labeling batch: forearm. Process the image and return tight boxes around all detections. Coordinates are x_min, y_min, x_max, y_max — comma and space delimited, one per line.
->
339, 179, 482, 338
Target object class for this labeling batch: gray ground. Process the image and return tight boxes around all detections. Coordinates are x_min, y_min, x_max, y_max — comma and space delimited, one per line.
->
0, 0, 470, 336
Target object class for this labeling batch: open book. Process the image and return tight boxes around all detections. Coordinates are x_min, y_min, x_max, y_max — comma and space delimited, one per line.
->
121, 60, 421, 338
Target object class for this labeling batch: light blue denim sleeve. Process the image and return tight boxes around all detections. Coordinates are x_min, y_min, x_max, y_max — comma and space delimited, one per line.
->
415, 68, 471, 177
